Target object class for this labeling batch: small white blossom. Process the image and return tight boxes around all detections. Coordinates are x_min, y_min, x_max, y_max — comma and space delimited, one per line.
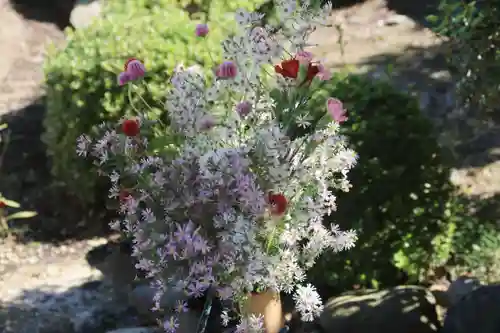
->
293, 284, 324, 322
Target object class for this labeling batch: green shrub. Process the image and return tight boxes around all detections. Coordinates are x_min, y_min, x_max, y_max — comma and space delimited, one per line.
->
306, 73, 455, 293
43, 0, 266, 205
442, 196, 500, 283
429, 0, 500, 140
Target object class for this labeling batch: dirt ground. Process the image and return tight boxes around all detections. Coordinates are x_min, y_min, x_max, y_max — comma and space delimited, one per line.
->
0, 0, 498, 240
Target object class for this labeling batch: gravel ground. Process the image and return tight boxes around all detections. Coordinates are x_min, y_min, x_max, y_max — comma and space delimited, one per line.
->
0, 237, 108, 275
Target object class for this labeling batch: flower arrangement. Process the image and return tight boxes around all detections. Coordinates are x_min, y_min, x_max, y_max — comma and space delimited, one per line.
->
77, 0, 358, 332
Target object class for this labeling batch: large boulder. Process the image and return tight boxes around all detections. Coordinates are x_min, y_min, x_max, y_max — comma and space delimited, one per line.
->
441, 284, 500, 333
319, 286, 440, 333
446, 276, 481, 306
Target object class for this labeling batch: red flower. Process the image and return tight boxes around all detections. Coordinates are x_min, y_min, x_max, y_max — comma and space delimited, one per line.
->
0, 200, 5, 208
119, 189, 132, 202
274, 58, 320, 86
274, 59, 300, 79
122, 119, 140, 137
304, 64, 320, 84
268, 192, 287, 216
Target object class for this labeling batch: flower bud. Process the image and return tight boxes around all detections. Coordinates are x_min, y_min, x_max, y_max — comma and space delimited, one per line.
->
124, 58, 146, 80
117, 71, 131, 86
235, 101, 252, 118
195, 23, 209, 37
122, 118, 140, 136
216, 61, 238, 79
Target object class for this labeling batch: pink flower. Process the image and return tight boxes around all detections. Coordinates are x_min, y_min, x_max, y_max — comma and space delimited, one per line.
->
124, 58, 146, 80
216, 61, 238, 79
326, 98, 348, 123
117, 71, 131, 86
195, 23, 209, 37
317, 63, 332, 81
296, 50, 313, 64
235, 100, 252, 118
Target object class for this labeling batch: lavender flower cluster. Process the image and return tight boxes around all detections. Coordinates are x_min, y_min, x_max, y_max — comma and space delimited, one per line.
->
77, 0, 358, 332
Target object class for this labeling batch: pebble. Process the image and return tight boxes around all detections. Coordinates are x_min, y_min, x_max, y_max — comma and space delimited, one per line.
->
70, 1, 102, 29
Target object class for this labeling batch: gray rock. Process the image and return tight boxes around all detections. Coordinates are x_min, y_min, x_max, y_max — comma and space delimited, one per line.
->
86, 241, 189, 323
446, 276, 481, 306
106, 327, 156, 333
441, 284, 500, 333
319, 285, 440, 333
106, 312, 202, 333
86, 241, 138, 304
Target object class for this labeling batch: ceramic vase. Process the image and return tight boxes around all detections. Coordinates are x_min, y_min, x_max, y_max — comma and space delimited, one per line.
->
244, 290, 284, 333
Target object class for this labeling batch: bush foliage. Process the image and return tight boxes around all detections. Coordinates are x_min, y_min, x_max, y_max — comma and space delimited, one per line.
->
429, 0, 500, 140
43, 0, 267, 205
306, 73, 456, 292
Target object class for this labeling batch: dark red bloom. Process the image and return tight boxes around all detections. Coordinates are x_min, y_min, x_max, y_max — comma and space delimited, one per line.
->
274, 59, 300, 79
0, 200, 5, 208
268, 192, 287, 216
119, 189, 132, 202
275, 58, 320, 86
304, 64, 320, 84
122, 119, 140, 137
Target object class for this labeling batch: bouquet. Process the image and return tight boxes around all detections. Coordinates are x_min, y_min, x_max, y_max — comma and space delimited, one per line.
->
77, 0, 358, 332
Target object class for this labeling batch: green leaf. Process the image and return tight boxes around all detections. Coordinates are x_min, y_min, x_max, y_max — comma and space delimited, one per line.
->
426, 14, 439, 24
6, 211, 38, 221
1, 199, 20, 208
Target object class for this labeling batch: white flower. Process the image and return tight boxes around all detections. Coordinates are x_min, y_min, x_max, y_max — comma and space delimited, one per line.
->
236, 314, 265, 333
332, 229, 358, 251
76, 134, 92, 157
221, 309, 231, 326
293, 284, 324, 322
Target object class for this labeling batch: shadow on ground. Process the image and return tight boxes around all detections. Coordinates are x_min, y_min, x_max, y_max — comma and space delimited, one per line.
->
325, 0, 450, 25
0, 98, 112, 243
8, 0, 81, 30
0, 280, 138, 333
357, 41, 500, 168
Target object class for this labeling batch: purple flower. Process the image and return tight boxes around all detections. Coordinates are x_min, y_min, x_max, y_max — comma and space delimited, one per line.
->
195, 23, 209, 37
174, 300, 188, 313
199, 116, 216, 131
124, 58, 146, 80
163, 316, 179, 333
187, 281, 207, 298
165, 241, 180, 260
117, 71, 131, 86
193, 235, 211, 254
174, 221, 195, 242
215, 61, 238, 79
235, 101, 252, 118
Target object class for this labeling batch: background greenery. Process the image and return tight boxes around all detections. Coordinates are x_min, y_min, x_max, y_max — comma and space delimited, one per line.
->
429, 0, 500, 145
